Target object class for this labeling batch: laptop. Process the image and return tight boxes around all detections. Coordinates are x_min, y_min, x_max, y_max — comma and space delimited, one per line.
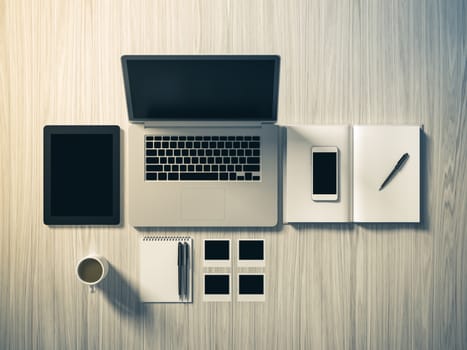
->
121, 55, 280, 227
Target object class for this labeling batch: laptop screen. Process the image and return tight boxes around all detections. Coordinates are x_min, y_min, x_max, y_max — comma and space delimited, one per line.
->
121, 56, 280, 121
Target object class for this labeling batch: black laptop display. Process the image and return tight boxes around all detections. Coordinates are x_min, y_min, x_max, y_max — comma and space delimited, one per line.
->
121, 55, 280, 121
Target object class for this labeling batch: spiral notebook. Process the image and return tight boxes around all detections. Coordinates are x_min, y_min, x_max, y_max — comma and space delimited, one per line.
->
139, 236, 193, 303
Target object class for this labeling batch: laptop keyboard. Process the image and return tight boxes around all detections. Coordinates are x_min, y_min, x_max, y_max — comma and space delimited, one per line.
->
145, 135, 261, 181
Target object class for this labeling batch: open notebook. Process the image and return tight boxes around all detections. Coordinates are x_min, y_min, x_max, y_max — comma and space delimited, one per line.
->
139, 236, 193, 303
284, 125, 420, 223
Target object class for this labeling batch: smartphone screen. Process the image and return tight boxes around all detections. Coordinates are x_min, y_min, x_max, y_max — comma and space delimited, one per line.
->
313, 152, 337, 194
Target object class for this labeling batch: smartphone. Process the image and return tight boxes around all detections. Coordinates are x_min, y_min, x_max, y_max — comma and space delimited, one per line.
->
311, 146, 339, 201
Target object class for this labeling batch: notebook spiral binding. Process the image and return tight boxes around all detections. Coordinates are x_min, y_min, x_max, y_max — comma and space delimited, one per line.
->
142, 236, 191, 242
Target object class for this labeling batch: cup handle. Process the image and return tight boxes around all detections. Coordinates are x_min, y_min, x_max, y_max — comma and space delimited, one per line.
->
89, 285, 96, 293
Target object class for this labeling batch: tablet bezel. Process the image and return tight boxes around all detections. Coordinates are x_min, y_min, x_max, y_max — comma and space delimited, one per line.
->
43, 125, 120, 225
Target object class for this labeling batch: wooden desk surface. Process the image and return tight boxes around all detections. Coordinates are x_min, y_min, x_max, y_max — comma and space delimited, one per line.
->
1, 0, 466, 349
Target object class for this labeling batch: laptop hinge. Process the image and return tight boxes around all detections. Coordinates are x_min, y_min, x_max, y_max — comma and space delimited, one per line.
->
143, 121, 267, 128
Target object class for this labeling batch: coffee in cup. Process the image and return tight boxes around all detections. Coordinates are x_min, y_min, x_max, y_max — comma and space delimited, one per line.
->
76, 255, 109, 292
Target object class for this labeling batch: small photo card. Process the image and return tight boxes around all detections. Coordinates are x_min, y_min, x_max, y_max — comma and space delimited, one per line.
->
237, 273, 265, 302
237, 239, 265, 267
203, 273, 231, 302
203, 239, 231, 267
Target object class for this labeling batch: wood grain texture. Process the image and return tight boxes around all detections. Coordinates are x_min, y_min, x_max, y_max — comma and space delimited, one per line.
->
0, 0, 466, 349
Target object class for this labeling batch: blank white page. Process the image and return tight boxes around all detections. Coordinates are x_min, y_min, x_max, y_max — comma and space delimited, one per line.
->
353, 126, 420, 222
284, 125, 353, 223
139, 236, 192, 303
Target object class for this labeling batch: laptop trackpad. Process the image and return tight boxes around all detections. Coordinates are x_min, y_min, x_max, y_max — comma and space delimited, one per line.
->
181, 188, 225, 221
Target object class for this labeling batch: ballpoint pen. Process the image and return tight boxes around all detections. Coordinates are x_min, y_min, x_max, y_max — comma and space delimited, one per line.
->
181, 242, 186, 300
178, 242, 183, 299
379, 153, 409, 191
184, 242, 189, 300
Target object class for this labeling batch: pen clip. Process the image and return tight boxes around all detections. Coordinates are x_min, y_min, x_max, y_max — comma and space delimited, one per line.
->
178, 242, 182, 266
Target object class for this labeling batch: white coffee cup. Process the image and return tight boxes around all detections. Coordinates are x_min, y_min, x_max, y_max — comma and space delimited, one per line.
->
76, 255, 109, 293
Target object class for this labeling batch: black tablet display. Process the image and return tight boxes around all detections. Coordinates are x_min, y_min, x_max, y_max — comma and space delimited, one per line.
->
44, 126, 120, 225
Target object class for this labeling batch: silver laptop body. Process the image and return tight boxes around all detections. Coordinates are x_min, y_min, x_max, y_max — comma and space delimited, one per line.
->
121, 55, 280, 227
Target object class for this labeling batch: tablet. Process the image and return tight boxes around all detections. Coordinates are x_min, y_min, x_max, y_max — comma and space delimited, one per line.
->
43, 125, 120, 225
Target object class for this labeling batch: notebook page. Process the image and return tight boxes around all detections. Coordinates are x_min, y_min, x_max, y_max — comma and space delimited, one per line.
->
139, 236, 192, 303
284, 125, 353, 222
353, 126, 420, 222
